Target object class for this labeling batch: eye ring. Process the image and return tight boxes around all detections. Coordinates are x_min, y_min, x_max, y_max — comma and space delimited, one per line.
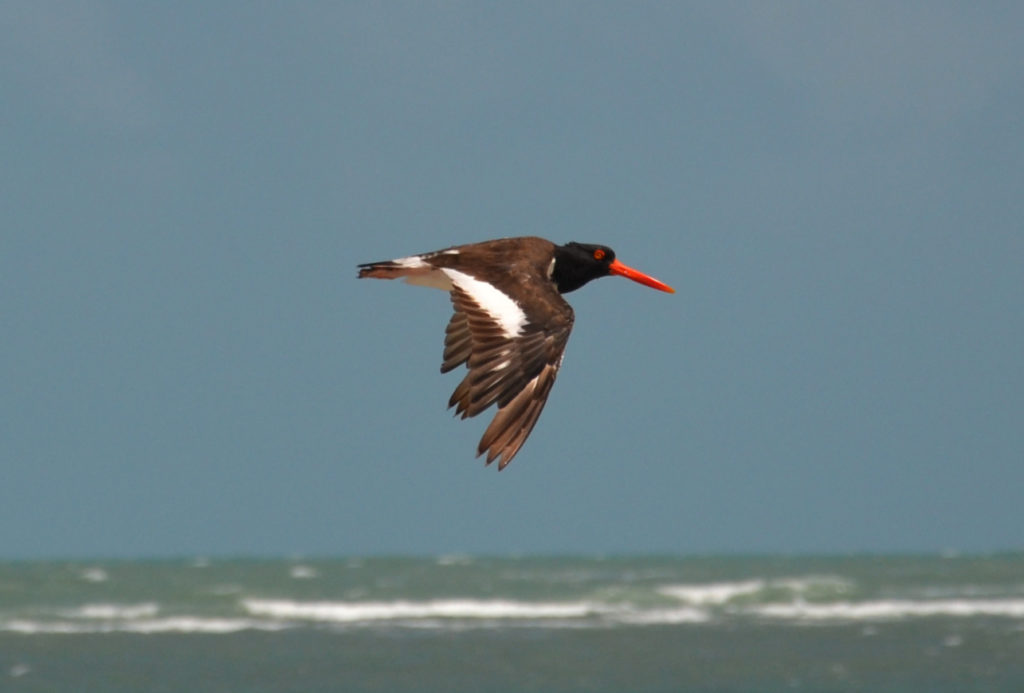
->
593, 248, 606, 260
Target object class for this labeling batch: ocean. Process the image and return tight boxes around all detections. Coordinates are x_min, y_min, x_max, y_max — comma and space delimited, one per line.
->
1, 554, 1022, 692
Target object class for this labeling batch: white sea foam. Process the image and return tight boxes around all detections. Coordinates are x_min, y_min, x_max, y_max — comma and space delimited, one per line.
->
772, 575, 854, 595
1, 618, 289, 635
608, 607, 710, 625
6, 595, 1024, 635
79, 568, 108, 583
64, 603, 159, 620
749, 599, 1024, 622
242, 599, 719, 627
122, 618, 291, 634
658, 580, 766, 604
658, 575, 853, 606
242, 598, 597, 622
289, 565, 318, 579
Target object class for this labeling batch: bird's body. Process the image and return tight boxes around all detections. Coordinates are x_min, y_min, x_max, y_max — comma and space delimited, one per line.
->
358, 236, 673, 469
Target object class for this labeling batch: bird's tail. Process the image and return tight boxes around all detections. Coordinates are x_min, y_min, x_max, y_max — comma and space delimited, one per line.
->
357, 255, 454, 291
357, 260, 409, 280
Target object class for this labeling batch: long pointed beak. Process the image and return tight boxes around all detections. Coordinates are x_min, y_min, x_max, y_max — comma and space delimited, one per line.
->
608, 259, 675, 293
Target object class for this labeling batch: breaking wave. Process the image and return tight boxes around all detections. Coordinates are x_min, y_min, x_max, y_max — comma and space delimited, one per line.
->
4, 567, 1024, 634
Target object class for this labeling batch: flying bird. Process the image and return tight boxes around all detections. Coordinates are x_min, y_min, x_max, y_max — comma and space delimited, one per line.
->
357, 236, 674, 469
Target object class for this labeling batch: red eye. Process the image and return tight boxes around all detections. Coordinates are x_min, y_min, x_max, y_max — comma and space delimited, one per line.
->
593, 249, 606, 260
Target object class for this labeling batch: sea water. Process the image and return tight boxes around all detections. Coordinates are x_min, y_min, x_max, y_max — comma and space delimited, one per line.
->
1, 554, 1022, 692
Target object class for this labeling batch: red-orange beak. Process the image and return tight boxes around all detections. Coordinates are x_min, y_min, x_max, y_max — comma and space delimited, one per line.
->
608, 259, 675, 293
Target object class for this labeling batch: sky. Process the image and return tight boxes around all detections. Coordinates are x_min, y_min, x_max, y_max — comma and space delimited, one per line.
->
2, 2, 1022, 559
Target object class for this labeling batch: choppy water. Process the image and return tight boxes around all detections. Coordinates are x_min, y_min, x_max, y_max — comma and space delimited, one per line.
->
2, 554, 1022, 691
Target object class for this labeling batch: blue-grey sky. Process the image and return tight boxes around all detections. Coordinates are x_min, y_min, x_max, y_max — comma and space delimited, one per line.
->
3, 2, 1022, 559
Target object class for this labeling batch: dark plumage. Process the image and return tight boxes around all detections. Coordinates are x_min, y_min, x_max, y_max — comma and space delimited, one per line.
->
358, 236, 673, 469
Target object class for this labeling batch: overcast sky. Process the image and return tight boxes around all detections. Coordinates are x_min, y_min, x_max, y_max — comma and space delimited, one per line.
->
3, 2, 1022, 559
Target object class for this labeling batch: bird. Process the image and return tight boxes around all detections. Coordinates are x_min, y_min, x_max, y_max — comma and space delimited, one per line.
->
357, 236, 674, 469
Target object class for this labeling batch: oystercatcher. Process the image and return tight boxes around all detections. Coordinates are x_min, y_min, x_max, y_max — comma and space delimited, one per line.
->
358, 236, 674, 469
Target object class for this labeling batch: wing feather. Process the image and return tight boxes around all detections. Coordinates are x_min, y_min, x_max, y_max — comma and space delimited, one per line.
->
477, 363, 559, 469
441, 311, 472, 373
443, 284, 572, 467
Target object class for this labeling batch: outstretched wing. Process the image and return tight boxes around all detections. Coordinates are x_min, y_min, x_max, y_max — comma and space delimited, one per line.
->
359, 238, 573, 469
443, 276, 573, 469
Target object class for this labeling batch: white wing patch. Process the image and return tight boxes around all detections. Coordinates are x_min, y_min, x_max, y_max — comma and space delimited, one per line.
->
396, 249, 459, 266
442, 268, 527, 338
394, 255, 428, 268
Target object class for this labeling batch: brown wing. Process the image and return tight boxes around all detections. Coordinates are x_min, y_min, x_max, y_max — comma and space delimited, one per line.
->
441, 310, 472, 374
443, 284, 573, 469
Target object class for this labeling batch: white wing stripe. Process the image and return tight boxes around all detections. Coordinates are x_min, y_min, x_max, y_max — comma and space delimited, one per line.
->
394, 255, 426, 268
442, 268, 527, 338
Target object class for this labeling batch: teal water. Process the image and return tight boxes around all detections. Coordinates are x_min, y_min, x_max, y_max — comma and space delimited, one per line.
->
2, 554, 1023, 691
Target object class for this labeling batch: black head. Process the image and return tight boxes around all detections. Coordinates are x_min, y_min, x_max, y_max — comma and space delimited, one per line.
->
551, 242, 617, 293
551, 242, 676, 295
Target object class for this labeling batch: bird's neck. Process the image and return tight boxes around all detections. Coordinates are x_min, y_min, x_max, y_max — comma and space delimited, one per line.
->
551, 247, 598, 294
